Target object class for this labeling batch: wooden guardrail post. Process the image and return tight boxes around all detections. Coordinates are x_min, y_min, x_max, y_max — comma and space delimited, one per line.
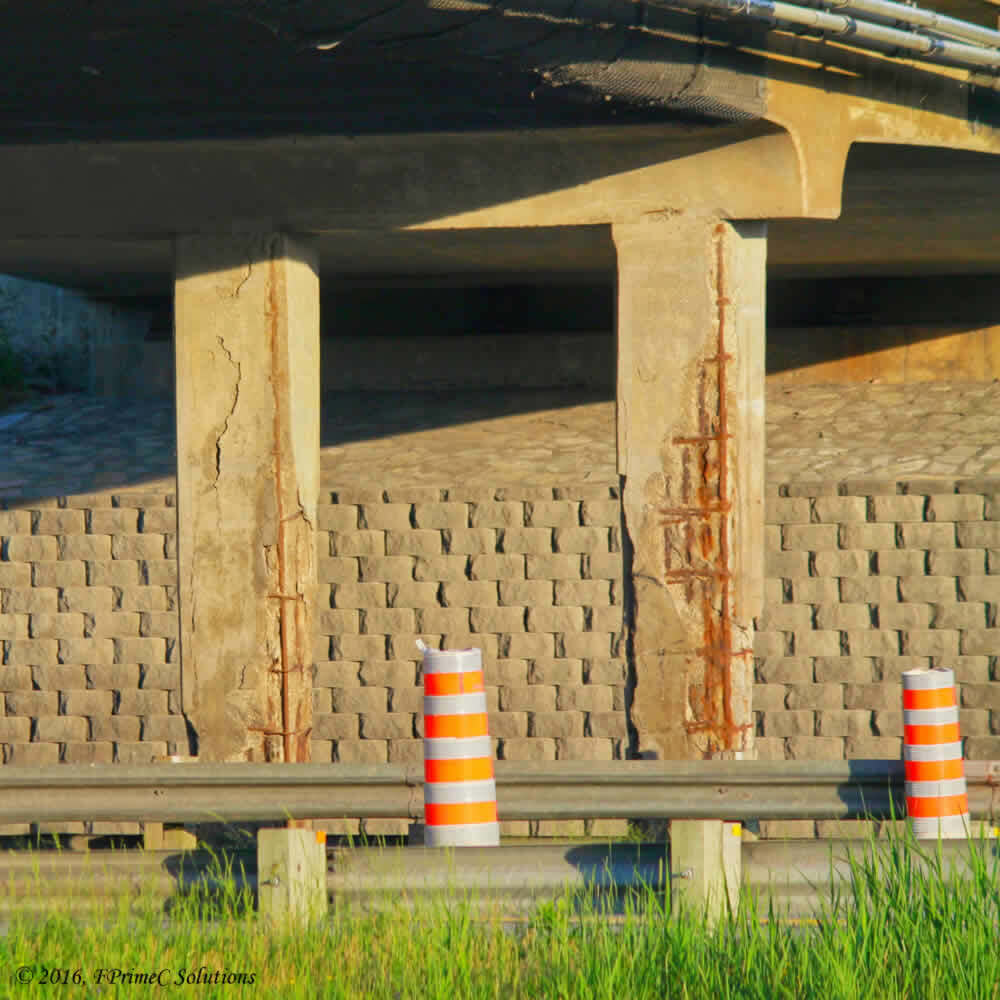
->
257, 828, 327, 922
670, 820, 742, 924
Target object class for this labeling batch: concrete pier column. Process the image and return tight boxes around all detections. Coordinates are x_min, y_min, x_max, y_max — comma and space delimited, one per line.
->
614, 216, 766, 761
174, 233, 320, 763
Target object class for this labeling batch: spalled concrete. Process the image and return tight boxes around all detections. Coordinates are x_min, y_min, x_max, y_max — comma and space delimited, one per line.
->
615, 216, 766, 761
173, 233, 319, 763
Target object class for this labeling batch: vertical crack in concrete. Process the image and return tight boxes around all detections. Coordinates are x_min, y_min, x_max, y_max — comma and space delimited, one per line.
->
214, 335, 241, 488
231, 257, 253, 298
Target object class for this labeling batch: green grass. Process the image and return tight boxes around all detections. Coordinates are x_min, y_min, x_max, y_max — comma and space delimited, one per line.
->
1, 830, 998, 1000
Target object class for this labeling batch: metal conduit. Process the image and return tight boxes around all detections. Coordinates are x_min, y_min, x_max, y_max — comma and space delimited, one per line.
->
651, 0, 1000, 73
825, 0, 1000, 50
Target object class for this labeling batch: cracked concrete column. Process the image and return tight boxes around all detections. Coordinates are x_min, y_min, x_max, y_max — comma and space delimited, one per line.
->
174, 233, 319, 763
615, 215, 766, 761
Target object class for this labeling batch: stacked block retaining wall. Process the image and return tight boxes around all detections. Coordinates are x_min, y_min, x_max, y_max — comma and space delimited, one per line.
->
3, 480, 1000, 836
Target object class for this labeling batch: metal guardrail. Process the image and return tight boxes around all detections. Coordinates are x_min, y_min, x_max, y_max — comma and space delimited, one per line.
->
1, 760, 998, 825
3, 841, 998, 920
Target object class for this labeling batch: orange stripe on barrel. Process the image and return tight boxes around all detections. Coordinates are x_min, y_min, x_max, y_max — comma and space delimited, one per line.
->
424, 671, 485, 696
906, 793, 969, 818
424, 757, 494, 783
424, 713, 490, 739
904, 723, 961, 745
425, 801, 498, 826
902, 688, 956, 711
905, 758, 965, 782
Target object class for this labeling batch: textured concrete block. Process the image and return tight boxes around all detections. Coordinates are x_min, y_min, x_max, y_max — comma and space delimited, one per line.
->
789, 578, 839, 604
785, 684, 843, 710
387, 581, 440, 608
559, 632, 612, 659
317, 609, 361, 634
5, 742, 60, 765
389, 687, 425, 714
114, 637, 167, 663
928, 549, 987, 576
488, 711, 528, 738
899, 577, 956, 602
928, 494, 984, 522
526, 501, 579, 527
959, 576, 1000, 602
813, 551, 870, 577
875, 603, 930, 629
118, 586, 169, 612
414, 555, 469, 581
416, 607, 470, 633
62, 741, 115, 764
841, 577, 900, 603
932, 603, 986, 629
554, 579, 611, 606
782, 524, 839, 551
527, 606, 584, 633
765, 497, 810, 524
491, 659, 529, 686
315, 661, 361, 688
961, 629, 1000, 655
32, 664, 87, 690
0, 562, 32, 588
412, 503, 469, 529
360, 713, 414, 740
469, 502, 525, 528
813, 497, 867, 523
500, 737, 556, 761
759, 604, 813, 630
6, 587, 58, 614
755, 658, 813, 684
753, 632, 789, 657
110, 534, 165, 561
90, 715, 142, 741
817, 710, 873, 738
440, 581, 498, 607
900, 629, 958, 656
502, 632, 556, 660
116, 688, 168, 715
60, 689, 114, 716
580, 500, 620, 527
583, 552, 622, 580
793, 631, 842, 657
815, 604, 873, 630
753, 738, 787, 761
957, 522, 1000, 547
939, 656, 990, 683
556, 739, 613, 761
87, 560, 139, 586
531, 711, 585, 738
840, 523, 896, 550
782, 736, 843, 760
469, 555, 525, 581
336, 740, 388, 764
6, 639, 59, 666
846, 736, 902, 758
142, 714, 189, 742
752, 684, 788, 711
387, 738, 424, 764
334, 635, 388, 660
873, 710, 903, 736
899, 523, 956, 549
33, 509, 85, 535
499, 580, 553, 606
22, 615, 84, 654
358, 556, 416, 583
388, 633, 441, 660
0, 510, 31, 533
386, 531, 441, 557
317, 557, 359, 583
330, 530, 386, 556
332, 687, 387, 714
443, 529, 496, 555
499, 528, 553, 555
5, 535, 58, 561
318, 504, 358, 532
554, 526, 608, 554
584, 658, 627, 685
959, 709, 991, 736
589, 606, 623, 632
846, 630, 900, 656
358, 504, 412, 531
471, 606, 525, 633
844, 683, 900, 711
361, 608, 416, 634
876, 551, 926, 576
557, 685, 613, 712
332, 582, 388, 609
313, 713, 360, 740
965, 737, 1000, 759
763, 711, 813, 737
872, 496, 925, 522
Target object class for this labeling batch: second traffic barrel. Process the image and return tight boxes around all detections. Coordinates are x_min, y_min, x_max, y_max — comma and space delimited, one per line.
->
421, 645, 500, 847
902, 667, 970, 839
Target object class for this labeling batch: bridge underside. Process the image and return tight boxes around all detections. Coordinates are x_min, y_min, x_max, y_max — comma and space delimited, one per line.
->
2, 0, 1000, 764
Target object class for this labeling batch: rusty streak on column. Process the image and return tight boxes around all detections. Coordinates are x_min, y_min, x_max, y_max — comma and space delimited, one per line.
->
174, 233, 319, 764
614, 215, 766, 761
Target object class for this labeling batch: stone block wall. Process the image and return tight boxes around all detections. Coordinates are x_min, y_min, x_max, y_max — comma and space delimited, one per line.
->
3, 478, 1000, 836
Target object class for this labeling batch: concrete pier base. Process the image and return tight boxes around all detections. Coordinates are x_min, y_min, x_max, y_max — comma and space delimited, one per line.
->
174, 233, 320, 763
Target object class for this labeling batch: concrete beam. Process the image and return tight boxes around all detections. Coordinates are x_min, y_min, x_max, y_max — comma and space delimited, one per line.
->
174, 233, 319, 763
615, 215, 766, 761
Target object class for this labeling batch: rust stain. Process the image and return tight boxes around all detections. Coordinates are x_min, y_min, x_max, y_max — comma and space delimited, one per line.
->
659, 223, 751, 757
256, 245, 313, 768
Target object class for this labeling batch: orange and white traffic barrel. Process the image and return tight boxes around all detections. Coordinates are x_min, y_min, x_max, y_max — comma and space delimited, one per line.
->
419, 643, 499, 847
902, 667, 970, 839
